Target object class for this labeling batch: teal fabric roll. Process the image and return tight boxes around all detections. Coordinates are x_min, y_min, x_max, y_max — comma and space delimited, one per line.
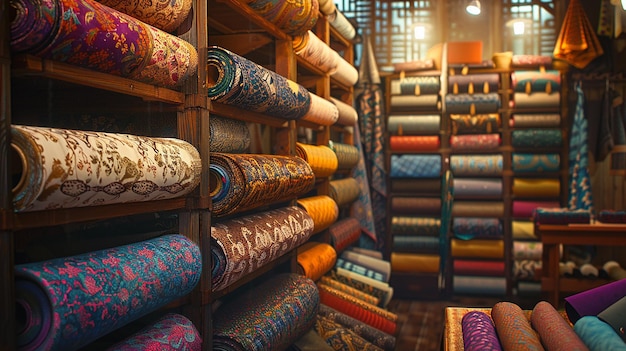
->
390, 154, 441, 178
512, 129, 563, 148
574, 316, 625, 351
450, 154, 503, 176
512, 153, 560, 173
511, 70, 561, 92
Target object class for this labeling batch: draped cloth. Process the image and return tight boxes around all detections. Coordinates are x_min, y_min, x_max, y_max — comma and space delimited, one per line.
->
356, 35, 387, 251
209, 153, 315, 217
10, 0, 198, 88
11, 125, 201, 212
569, 83, 594, 212
15, 235, 202, 351
212, 273, 319, 351
211, 206, 314, 291
553, 0, 603, 69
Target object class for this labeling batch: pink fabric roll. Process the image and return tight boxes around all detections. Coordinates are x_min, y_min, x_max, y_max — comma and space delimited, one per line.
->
512, 200, 560, 218
450, 134, 501, 151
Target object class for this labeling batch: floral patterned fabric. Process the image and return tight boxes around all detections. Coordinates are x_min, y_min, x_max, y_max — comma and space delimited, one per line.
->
15, 234, 202, 351
106, 313, 202, 351
96, 0, 192, 32
11, 125, 201, 212
10, 0, 197, 87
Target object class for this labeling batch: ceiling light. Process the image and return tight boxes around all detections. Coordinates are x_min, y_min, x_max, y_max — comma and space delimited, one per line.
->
466, 0, 481, 15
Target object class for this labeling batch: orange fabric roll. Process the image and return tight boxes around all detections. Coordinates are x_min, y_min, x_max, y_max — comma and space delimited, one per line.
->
297, 242, 337, 281
296, 142, 339, 178
390, 252, 439, 273
297, 195, 339, 234
389, 135, 440, 152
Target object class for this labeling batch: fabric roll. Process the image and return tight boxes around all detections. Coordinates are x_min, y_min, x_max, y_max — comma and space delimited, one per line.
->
451, 239, 504, 259
331, 53, 359, 87
444, 93, 501, 114
449, 114, 501, 134
318, 304, 396, 351
329, 178, 361, 207
389, 135, 440, 152
297, 242, 338, 281
597, 210, 626, 223
392, 59, 435, 73
327, 8, 356, 40
604, 261, 626, 281
210, 116, 251, 153
530, 301, 589, 351
389, 76, 441, 95
293, 30, 340, 74
341, 250, 391, 282
453, 178, 502, 199
209, 153, 315, 217
491, 302, 545, 351
597, 296, 626, 343
512, 201, 561, 218
329, 97, 359, 126
512, 153, 561, 173
297, 195, 340, 234
513, 92, 561, 109
317, 284, 397, 335
315, 314, 384, 351
391, 197, 441, 215
207, 46, 311, 120
513, 259, 541, 281
391, 216, 440, 237
389, 95, 441, 112
512, 129, 563, 148
10, 0, 198, 87
511, 70, 562, 93
244, 0, 318, 36
212, 273, 319, 351
454, 260, 505, 276
513, 241, 543, 260
510, 114, 561, 128
390, 154, 441, 178
565, 278, 626, 324
512, 220, 537, 239
318, 276, 379, 306
301, 93, 340, 126
512, 55, 553, 67
449, 134, 501, 151
15, 235, 202, 351
532, 207, 591, 225
574, 316, 625, 351
211, 206, 314, 291
512, 178, 561, 198
333, 268, 393, 308
328, 217, 362, 253
295, 142, 339, 178
392, 236, 439, 253
387, 115, 440, 135
452, 201, 504, 217
453, 217, 503, 240
448, 73, 500, 94
450, 154, 503, 176
316, 0, 335, 15
335, 258, 386, 282
95, 0, 192, 32
105, 313, 202, 351
329, 141, 360, 170
461, 311, 502, 351
453, 276, 506, 295
11, 125, 201, 212
390, 179, 441, 195
390, 252, 439, 273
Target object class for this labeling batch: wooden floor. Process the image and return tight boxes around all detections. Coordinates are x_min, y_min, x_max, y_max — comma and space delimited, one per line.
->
387, 293, 543, 351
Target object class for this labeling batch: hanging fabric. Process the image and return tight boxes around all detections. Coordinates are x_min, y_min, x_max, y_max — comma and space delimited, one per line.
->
569, 82, 594, 213
553, 0, 604, 69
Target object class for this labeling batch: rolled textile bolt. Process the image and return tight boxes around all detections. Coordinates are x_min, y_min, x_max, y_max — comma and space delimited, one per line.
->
560, 262, 573, 276
580, 263, 599, 278
603, 260, 626, 280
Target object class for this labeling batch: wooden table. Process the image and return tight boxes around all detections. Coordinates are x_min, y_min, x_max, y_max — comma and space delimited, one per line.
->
537, 223, 626, 307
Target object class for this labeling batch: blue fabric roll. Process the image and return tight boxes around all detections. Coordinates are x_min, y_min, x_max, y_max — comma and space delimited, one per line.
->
390, 154, 441, 178
574, 316, 626, 351
512, 153, 560, 173
450, 155, 503, 176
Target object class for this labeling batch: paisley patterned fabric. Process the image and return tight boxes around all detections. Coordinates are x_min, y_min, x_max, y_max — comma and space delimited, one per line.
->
211, 206, 314, 291
461, 311, 502, 351
512, 153, 561, 173
11, 125, 201, 212
512, 129, 563, 148
96, 0, 192, 32
449, 114, 500, 135
106, 313, 202, 351
390, 154, 441, 178
491, 302, 545, 351
212, 273, 320, 351
207, 46, 311, 120
10, 0, 197, 88
569, 83, 594, 212
315, 314, 385, 351
244, 0, 319, 36
209, 152, 315, 217
450, 154, 503, 176
15, 234, 202, 351
210, 116, 251, 153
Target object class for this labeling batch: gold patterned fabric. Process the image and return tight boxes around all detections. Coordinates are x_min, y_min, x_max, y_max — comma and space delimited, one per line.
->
97, 0, 192, 32
11, 125, 201, 212
210, 153, 315, 217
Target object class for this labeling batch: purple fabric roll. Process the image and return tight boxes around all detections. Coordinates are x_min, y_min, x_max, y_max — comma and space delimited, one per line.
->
462, 311, 502, 351
106, 313, 202, 350
531, 301, 588, 351
565, 278, 626, 324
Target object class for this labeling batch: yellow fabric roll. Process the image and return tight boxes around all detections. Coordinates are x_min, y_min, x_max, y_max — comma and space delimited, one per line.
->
390, 252, 439, 273
297, 195, 339, 234
296, 142, 339, 178
512, 220, 537, 239
451, 239, 504, 259
512, 178, 560, 198
297, 241, 337, 281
